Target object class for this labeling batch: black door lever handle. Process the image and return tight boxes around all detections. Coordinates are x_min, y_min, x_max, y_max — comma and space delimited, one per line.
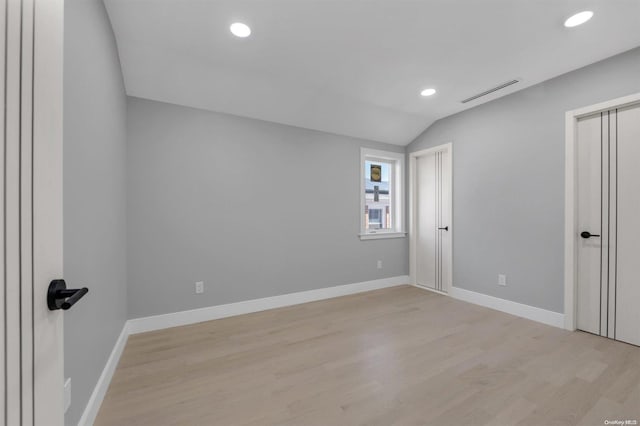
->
438, 226, 449, 231
580, 231, 600, 239
47, 279, 89, 311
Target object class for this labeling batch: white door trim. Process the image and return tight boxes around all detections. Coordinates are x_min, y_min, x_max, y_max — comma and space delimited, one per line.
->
409, 143, 453, 294
564, 92, 640, 331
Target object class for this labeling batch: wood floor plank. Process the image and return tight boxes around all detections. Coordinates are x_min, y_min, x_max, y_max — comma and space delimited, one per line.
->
95, 286, 640, 426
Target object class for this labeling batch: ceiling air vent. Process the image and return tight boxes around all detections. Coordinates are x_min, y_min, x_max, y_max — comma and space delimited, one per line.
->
460, 79, 520, 104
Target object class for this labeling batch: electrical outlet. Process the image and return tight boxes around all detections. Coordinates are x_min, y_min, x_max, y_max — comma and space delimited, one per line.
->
377, 260, 383, 269
64, 378, 71, 413
195, 281, 204, 294
498, 274, 507, 286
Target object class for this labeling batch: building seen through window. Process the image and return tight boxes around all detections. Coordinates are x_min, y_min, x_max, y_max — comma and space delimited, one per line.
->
364, 161, 392, 231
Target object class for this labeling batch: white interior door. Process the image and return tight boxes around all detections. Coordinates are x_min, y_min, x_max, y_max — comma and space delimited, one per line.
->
576, 103, 640, 347
1, 0, 65, 424
411, 145, 452, 293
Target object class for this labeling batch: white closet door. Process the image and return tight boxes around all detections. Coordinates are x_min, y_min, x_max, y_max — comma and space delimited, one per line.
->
614, 104, 640, 346
415, 148, 451, 292
1, 0, 65, 423
416, 154, 437, 289
576, 112, 606, 336
576, 103, 640, 347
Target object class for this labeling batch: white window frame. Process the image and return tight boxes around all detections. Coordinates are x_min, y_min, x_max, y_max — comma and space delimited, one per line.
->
360, 148, 406, 240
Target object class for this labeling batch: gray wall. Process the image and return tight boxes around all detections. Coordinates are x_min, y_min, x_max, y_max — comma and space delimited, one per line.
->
63, 0, 128, 424
126, 97, 408, 318
408, 47, 640, 313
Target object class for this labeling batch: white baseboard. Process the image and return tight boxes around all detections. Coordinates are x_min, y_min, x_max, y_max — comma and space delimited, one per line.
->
448, 286, 565, 329
128, 276, 409, 334
78, 321, 130, 426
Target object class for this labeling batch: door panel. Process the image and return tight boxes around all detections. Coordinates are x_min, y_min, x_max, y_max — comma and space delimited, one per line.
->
576, 103, 640, 347
614, 104, 640, 346
439, 151, 451, 291
576, 113, 604, 336
606, 110, 618, 339
416, 154, 437, 289
1, 0, 64, 424
33, 0, 64, 423
5, 0, 25, 422
415, 148, 452, 293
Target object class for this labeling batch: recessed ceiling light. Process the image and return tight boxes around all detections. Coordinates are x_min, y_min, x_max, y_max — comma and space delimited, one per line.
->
564, 11, 593, 28
420, 88, 436, 97
230, 22, 251, 38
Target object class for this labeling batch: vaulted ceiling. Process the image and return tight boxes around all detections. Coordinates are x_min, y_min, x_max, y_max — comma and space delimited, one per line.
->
104, 0, 640, 145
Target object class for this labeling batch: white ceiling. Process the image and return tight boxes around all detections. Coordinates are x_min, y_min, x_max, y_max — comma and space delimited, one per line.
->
104, 0, 640, 145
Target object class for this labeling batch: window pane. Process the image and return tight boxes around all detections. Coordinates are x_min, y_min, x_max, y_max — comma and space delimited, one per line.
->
364, 160, 392, 231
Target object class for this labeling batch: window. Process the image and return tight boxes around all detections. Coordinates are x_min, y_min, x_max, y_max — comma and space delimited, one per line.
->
360, 148, 405, 240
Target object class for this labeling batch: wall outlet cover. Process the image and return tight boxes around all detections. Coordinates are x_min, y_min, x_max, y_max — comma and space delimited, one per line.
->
498, 274, 507, 286
195, 281, 204, 294
377, 260, 383, 269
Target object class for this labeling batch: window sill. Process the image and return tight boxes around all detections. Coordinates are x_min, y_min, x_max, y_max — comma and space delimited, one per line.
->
359, 232, 407, 241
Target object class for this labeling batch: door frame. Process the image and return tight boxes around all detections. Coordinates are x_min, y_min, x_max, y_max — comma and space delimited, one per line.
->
564, 92, 640, 331
409, 143, 453, 294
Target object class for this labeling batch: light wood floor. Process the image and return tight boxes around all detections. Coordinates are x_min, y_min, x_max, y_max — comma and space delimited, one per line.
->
95, 286, 640, 426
